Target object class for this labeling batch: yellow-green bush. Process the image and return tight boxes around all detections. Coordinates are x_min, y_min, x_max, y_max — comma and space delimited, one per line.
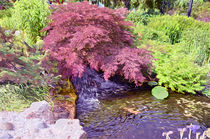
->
133, 23, 170, 43
153, 45, 209, 94
0, 0, 50, 45
180, 28, 210, 66
147, 15, 210, 44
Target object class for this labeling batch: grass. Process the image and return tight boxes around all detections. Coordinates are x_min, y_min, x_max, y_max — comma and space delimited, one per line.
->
0, 84, 50, 112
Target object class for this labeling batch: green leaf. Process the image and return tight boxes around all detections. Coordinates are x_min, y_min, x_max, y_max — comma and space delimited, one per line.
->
202, 89, 210, 96
148, 81, 158, 86
151, 86, 169, 99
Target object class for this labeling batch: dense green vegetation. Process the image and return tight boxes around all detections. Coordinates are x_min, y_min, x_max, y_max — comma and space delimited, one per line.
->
0, 0, 50, 45
130, 13, 210, 96
0, 0, 209, 111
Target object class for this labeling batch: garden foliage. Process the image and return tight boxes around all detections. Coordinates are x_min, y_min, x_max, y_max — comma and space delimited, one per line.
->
180, 28, 210, 66
126, 8, 160, 25
43, 1, 152, 86
153, 45, 209, 94
0, 0, 51, 45
0, 27, 58, 87
131, 14, 210, 94
147, 15, 210, 44
0, 0, 12, 10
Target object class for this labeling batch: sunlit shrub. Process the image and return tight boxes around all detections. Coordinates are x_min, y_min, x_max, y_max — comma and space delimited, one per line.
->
0, 0, 51, 45
147, 15, 210, 44
153, 45, 209, 94
0, 27, 59, 87
174, 0, 204, 9
133, 23, 170, 43
126, 8, 160, 25
180, 28, 210, 66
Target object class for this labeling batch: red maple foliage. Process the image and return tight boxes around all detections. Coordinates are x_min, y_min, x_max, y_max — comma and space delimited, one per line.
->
42, 1, 152, 86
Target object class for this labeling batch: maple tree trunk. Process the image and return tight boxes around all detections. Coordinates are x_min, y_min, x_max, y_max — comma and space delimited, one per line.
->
188, 0, 193, 17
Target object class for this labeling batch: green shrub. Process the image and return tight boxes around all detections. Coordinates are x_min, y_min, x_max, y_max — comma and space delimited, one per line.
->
0, 0, 50, 45
153, 45, 209, 94
0, 8, 12, 19
133, 23, 170, 43
0, 27, 58, 111
126, 8, 160, 25
174, 0, 204, 9
180, 28, 210, 66
0, 0, 13, 9
147, 15, 210, 44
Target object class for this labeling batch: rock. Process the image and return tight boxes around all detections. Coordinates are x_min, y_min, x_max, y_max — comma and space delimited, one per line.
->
20, 101, 55, 124
0, 133, 12, 139
0, 101, 87, 139
0, 122, 14, 130
51, 119, 87, 139
53, 100, 76, 120
13, 136, 21, 139
25, 119, 48, 134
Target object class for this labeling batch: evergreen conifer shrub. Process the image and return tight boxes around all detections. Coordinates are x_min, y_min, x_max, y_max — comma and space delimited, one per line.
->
43, 1, 152, 86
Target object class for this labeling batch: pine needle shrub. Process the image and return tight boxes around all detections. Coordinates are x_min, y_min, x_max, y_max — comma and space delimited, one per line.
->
0, 0, 51, 45
43, 1, 152, 86
153, 45, 209, 94
147, 15, 210, 44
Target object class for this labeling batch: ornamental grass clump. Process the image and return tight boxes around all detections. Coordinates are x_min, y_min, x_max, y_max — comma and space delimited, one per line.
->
43, 1, 152, 86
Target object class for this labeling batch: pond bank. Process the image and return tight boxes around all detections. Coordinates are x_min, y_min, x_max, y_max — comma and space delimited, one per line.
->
0, 101, 87, 139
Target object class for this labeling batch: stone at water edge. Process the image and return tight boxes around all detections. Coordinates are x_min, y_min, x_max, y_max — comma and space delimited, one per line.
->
20, 101, 55, 124
51, 119, 87, 139
0, 133, 12, 139
0, 122, 14, 130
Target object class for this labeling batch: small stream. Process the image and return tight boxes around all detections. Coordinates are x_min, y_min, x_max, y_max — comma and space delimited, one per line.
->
76, 91, 210, 139
73, 67, 210, 139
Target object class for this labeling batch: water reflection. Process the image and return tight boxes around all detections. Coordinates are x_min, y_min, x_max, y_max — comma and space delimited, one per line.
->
77, 91, 210, 139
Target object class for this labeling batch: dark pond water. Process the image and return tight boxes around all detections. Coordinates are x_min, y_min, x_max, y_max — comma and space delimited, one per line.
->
76, 91, 210, 139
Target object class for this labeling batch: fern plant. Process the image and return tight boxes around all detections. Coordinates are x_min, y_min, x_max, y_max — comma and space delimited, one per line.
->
153, 45, 209, 94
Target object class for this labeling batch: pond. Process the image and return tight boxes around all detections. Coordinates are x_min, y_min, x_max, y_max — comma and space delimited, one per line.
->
76, 90, 210, 139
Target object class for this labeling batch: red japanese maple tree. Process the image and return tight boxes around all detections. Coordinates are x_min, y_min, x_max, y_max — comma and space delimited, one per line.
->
42, 1, 152, 86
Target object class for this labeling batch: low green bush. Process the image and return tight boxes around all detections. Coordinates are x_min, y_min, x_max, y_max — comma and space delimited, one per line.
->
0, 0, 51, 45
126, 8, 160, 25
174, 0, 204, 10
0, 27, 59, 111
147, 15, 210, 44
133, 23, 170, 43
0, 8, 12, 19
180, 28, 210, 66
153, 45, 209, 94
0, 0, 13, 9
